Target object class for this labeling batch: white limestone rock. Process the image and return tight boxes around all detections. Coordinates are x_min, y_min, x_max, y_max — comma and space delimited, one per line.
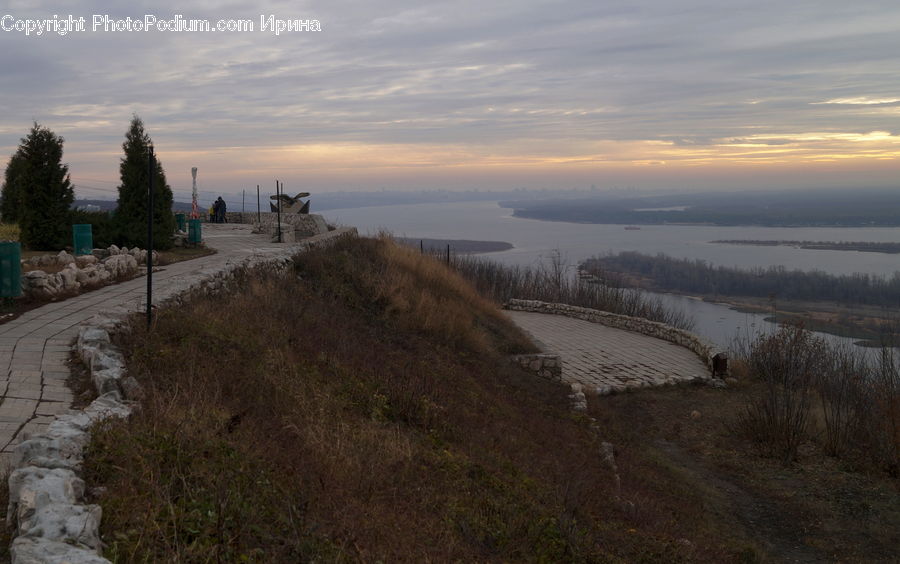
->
77, 325, 109, 348
74, 254, 98, 268
87, 346, 124, 373
38, 255, 56, 267
12, 430, 88, 471
24, 271, 48, 284
56, 251, 75, 266
10, 536, 109, 564
7, 467, 85, 528
48, 412, 95, 434
74, 266, 92, 285
20, 500, 102, 551
83, 392, 131, 421
120, 376, 144, 400
58, 266, 78, 290
83, 314, 124, 332
91, 366, 124, 395
102, 254, 139, 278
569, 384, 587, 411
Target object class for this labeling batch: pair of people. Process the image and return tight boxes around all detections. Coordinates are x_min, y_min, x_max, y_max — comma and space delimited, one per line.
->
210, 197, 227, 223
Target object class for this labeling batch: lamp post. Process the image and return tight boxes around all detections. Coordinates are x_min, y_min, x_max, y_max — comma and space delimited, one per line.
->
146, 144, 155, 329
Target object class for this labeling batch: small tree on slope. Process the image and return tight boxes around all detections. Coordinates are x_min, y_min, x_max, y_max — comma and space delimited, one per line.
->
115, 116, 174, 250
18, 123, 74, 249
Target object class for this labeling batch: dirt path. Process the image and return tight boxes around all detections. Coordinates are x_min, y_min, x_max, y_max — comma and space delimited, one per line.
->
654, 438, 826, 563
590, 385, 900, 562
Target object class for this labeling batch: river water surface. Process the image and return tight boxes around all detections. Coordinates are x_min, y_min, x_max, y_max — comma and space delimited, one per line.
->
323, 201, 900, 350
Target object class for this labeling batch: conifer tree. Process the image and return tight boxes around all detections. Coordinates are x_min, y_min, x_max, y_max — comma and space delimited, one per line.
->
115, 116, 174, 249
0, 150, 26, 223
18, 123, 74, 249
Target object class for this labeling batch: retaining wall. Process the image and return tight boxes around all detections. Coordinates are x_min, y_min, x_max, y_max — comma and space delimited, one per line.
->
509, 353, 562, 382
223, 211, 327, 227
504, 299, 724, 376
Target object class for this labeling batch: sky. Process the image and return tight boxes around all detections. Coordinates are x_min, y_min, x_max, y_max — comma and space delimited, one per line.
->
0, 0, 898, 204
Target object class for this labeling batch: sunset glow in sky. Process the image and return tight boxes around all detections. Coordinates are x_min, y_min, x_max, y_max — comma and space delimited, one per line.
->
1, 0, 898, 201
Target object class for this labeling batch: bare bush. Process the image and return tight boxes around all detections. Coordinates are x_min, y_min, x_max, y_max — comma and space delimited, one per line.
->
445, 250, 695, 331
740, 325, 825, 464
871, 348, 900, 474
735, 323, 900, 474
816, 345, 872, 457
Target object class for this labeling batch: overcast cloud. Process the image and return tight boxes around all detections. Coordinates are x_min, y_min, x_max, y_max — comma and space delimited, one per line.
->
1, 0, 898, 199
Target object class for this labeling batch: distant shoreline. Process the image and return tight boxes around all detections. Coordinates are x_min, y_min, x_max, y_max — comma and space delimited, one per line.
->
396, 237, 513, 254
510, 210, 900, 228
712, 239, 900, 254
580, 263, 899, 347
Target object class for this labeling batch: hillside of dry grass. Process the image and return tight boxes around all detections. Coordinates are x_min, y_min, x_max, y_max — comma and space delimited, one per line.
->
82, 236, 751, 562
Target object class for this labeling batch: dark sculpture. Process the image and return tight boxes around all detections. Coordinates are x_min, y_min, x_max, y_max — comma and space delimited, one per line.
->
270, 192, 311, 214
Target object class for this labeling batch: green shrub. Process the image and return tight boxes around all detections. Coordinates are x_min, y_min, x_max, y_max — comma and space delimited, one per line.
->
70, 210, 116, 248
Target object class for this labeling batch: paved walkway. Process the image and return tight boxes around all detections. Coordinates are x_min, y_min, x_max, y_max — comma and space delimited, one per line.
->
0, 224, 283, 467
507, 311, 709, 392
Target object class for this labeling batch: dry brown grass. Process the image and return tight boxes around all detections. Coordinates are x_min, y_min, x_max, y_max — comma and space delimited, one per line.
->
82, 236, 746, 562
156, 245, 216, 265
591, 383, 900, 563
375, 234, 536, 354
0, 223, 19, 242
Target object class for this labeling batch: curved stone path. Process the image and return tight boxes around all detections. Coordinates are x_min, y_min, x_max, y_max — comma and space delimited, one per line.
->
506, 310, 709, 393
0, 224, 290, 470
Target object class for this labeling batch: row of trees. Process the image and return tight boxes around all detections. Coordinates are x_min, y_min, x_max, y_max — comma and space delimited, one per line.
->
583, 251, 900, 308
0, 117, 175, 250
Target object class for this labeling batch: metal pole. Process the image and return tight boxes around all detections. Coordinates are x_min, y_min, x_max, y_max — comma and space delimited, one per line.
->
146, 145, 154, 329
276, 180, 282, 243
446, 244, 450, 265
420, 239, 423, 253
256, 185, 261, 224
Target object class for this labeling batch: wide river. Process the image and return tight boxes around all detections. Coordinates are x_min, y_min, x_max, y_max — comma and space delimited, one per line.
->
323, 201, 900, 350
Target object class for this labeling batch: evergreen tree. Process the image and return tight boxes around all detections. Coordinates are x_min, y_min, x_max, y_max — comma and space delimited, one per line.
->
115, 116, 174, 250
0, 150, 26, 223
18, 123, 74, 249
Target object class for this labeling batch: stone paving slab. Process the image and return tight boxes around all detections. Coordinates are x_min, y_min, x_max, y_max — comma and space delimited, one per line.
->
0, 224, 299, 470
506, 310, 709, 393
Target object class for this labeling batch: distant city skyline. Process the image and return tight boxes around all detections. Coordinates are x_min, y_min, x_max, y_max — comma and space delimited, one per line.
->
1, 0, 898, 199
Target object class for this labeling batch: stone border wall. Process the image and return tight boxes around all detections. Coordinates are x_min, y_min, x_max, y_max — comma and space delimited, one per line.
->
223, 211, 328, 227
509, 353, 562, 382
21, 247, 154, 301
504, 299, 724, 376
5, 227, 357, 563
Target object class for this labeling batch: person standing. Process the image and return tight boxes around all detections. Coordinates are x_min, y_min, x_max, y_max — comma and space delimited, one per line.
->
219, 196, 227, 223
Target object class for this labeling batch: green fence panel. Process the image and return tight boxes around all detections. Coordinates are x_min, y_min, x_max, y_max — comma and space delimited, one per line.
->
188, 219, 202, 243
72, 224, 93, 256
0, 242, 21, 298
175, 213, 186, 232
